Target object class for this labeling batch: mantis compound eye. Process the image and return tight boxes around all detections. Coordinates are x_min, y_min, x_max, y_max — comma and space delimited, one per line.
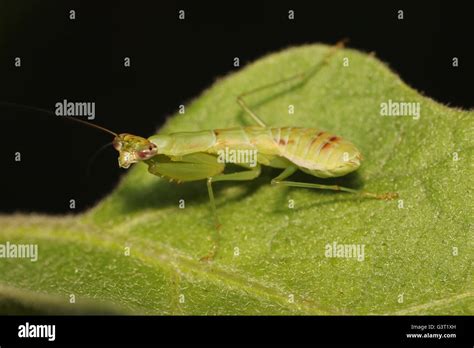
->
137, 144, 157, 159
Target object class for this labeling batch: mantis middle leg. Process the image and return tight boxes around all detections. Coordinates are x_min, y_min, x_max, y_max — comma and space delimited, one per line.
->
202, 164, 262, 261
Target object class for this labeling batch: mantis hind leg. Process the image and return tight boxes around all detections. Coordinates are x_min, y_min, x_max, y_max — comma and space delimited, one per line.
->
271, 165, 398, 200
201, 164, 262, 262
236, 40, 346, 127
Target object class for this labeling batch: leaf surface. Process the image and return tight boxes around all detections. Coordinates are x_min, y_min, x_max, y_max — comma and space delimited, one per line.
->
1, 45, 472, 314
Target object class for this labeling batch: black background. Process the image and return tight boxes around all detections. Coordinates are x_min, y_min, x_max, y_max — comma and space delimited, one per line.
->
0, 315, 472, 345
0, 0, 472, 213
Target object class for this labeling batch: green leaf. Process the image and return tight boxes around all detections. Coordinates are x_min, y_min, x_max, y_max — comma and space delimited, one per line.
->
1, 44, 472, 315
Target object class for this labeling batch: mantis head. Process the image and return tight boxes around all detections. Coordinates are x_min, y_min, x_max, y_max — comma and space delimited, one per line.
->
113, 134, 158, 168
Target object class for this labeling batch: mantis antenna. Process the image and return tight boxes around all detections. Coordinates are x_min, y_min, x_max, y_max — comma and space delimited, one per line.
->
0, 101, 118, 137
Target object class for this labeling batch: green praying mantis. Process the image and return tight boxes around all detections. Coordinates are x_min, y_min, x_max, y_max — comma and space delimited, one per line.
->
5, 42, 397, 261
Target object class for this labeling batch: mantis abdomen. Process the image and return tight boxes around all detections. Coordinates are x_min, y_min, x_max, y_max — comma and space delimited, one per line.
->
148, 126, 362, 178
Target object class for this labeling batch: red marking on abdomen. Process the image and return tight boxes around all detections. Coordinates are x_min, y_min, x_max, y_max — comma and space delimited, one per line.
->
321, 142, 332, 151
310, 131, 325, 145
329, 136, 340, 142
279, 139, 294, 145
